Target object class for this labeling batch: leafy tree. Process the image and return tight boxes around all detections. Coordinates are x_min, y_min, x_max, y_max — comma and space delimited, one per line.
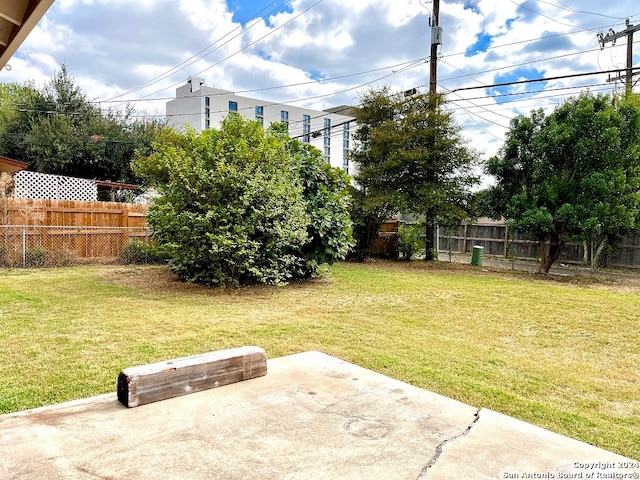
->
350, 87, 480, 259
133, 115, 312, 286
0, 65, 164, 185
486, 93, 640, 273
0, 82, 47, 159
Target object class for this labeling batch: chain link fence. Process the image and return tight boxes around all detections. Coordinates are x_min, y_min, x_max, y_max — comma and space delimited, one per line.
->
0, 225, 158, 268
438, 223, 640, 272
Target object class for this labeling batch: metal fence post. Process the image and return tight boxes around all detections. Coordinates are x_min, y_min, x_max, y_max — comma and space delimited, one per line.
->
22, 225, 26, 268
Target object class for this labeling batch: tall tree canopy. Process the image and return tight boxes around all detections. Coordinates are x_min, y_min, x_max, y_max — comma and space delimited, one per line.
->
485, 93, 640, 273
350, 87, 480, 258
0, 65, 164, 184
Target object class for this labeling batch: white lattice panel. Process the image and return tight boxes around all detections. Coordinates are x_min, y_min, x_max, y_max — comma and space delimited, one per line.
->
13, 171, 97, 201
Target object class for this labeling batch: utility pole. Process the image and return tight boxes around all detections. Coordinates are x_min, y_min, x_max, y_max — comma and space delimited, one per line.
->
598, 19, 640, 96
429, 0, 442, 95
425, 0, 442, 256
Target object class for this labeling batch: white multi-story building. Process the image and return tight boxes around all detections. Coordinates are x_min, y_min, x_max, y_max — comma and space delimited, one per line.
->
166, 77, 356, 174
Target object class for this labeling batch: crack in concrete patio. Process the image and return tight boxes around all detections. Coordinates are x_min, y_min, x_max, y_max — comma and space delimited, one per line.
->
416, 408, 481, 479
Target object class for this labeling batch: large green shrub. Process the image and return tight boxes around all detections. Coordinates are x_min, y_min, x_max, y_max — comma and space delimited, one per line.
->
289, 141, 353, 277
133, 116, 313, 286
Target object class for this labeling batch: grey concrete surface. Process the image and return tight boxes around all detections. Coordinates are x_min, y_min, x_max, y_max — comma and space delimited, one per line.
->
1, 351, 638, 479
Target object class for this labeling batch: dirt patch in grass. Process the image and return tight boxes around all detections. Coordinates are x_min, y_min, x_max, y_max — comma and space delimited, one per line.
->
97, 266, 207, 293
98, 265, 333, 294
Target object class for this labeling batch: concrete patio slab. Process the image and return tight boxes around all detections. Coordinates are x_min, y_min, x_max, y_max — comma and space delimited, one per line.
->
1, 351, 638, 479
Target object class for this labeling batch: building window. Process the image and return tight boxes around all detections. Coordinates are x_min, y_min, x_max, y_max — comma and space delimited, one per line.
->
281, 110, 289, 121
205, 108, 210, 118
229, 101, 238, 112
205, 119, 210, 129
302, 114, 311, 142
205, 97, 210, 107
255, 106, 264, 125
324, 118, 331, 136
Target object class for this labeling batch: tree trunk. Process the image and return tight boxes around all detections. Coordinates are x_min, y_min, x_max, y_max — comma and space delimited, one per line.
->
363, 218, 381, 261
592, 239, 606, 270
538, 234, 563, 274
424, 220, 436, 260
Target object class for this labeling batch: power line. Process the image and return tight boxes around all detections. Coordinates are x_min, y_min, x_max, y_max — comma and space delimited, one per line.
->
438, 44, 616, 85
548, 0, 626, 21
446, 82, 613, 107
443, 91, 509, 131
507, 0, 587, 31
448, 66, 640, 94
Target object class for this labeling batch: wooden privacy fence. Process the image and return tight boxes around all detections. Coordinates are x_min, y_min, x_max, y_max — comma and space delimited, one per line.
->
0, 198, 151, 267
0, 197, 148, 227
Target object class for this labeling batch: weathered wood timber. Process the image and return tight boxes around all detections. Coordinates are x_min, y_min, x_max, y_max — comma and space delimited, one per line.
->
117, 346, 267, 408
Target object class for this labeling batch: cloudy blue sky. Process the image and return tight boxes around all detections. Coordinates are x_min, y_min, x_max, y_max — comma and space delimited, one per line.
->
3, 0, 640, 159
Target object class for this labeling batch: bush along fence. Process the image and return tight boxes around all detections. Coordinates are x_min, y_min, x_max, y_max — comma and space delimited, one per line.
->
437, 220, 640, 271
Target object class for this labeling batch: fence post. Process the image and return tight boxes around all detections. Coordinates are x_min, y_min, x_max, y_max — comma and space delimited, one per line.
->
504, 224, 508, 257
22, 225, 26, 268
463, 223, 468, 253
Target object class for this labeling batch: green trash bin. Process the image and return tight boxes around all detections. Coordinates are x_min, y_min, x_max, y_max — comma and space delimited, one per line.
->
471, 245, 484, 266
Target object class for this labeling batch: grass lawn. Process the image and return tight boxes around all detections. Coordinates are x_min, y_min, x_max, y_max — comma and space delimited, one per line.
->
1, 261, 639, 460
